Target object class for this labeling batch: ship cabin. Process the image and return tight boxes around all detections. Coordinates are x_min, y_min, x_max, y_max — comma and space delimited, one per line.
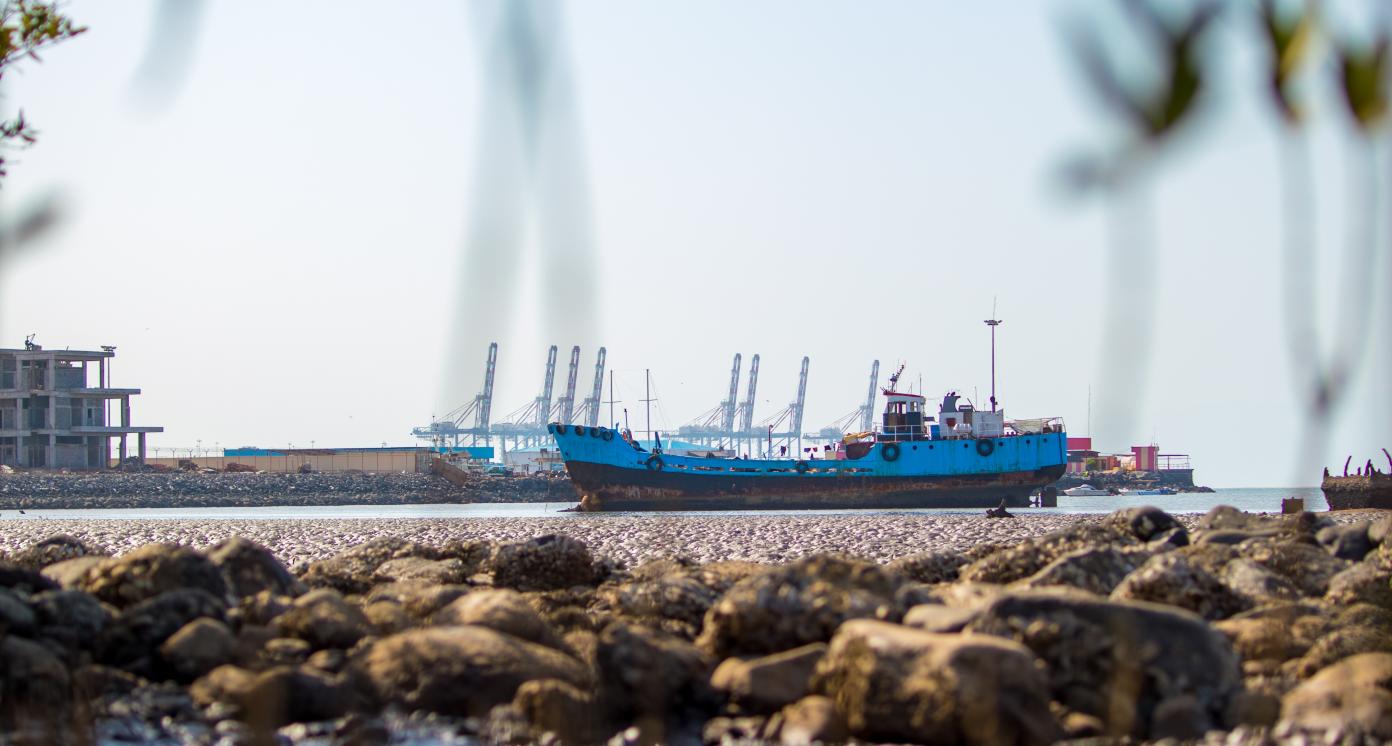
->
879, 390, 1008, 443
880, 392, 927, 442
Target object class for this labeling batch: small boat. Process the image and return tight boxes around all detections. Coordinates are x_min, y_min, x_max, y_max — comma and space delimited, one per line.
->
550, 374, 1068, 511
1062, 484, 1111, 497
1122, 487, 1176, 496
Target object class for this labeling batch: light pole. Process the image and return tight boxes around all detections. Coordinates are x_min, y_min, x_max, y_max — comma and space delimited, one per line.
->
984, 316, 1002, 411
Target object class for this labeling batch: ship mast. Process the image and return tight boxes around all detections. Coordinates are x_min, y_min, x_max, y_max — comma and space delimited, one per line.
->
985, 306, 1002, 412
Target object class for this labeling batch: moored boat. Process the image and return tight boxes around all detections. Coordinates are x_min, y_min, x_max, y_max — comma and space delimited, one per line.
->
550, 383, 1067, 511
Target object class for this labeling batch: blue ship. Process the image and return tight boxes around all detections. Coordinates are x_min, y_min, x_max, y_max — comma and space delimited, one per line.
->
549, 384, 1067, 511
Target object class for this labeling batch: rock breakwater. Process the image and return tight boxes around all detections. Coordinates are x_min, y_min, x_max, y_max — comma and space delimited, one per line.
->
0, 471, 575, 509
0, 506, 1387, 744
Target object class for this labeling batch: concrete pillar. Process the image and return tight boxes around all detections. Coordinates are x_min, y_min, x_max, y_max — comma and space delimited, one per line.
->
121, 396, 130, 427
16, 433, 24, 467
119, 434, 127, 466
138, 432, 147, 466
47, 433, 54, 468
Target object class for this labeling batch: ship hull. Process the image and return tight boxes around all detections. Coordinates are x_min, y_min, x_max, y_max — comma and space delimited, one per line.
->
1322, 474, 1392, 510
565, 459, 1065, 511
548, 423, 1070, 512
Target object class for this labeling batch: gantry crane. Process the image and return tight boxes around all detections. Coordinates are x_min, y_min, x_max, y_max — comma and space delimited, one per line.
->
412, 342, 498, 450
679, 353, 744, 447
578, 347, 606, 427
493, 345, 559, 450
551, 346, 582, 424
757, 356, 809, 457
813, 360, 879, 442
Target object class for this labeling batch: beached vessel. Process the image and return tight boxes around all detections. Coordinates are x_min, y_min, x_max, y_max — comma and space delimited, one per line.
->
550, 385, 1067, 511
1320, 451, 1392, 510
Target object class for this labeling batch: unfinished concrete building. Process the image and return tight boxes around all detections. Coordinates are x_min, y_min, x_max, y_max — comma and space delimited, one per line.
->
0, 343, 162, 469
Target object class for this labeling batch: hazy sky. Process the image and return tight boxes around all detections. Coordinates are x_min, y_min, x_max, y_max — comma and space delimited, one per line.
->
1, 1, 1387, 487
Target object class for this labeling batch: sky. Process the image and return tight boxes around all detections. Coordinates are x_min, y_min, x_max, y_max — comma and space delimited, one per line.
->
1, 1, 1388, 487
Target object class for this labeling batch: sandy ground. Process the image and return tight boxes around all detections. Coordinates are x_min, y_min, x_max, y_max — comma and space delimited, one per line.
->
0, 513, 1133, 569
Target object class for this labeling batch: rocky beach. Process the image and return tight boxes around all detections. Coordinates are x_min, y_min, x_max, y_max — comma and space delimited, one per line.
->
0, 505, 1387, 744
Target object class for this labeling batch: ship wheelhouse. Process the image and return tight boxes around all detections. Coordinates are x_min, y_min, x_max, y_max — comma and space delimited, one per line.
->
880, 392, 928, 442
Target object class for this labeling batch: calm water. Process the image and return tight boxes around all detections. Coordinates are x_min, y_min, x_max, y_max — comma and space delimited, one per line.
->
0, 487, 1325, 521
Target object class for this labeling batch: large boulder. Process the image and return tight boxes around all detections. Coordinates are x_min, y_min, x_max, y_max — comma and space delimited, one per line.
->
0, 587, 35, 637
78, 543, 227, 608
275, 589, 369, 650
887, 550, 972, 585
356, 625, 589, 717
960, 523, 1137, 585
208, 537, 305, 598
1111, 553, 1249, 620
599, 572, 719, 640
1325, 564, 1392, 610
1219, 559, 1301, 605
967, 590, 1242, 738
1018, 546, 1144, 596
191, 663, 354, 728
299, 537, 443, 595
1105, 506, 1189, 545
29, 589, 109, 658
1315, 522, 1373, 561
491, 535, 596, 591
159, 617, 237, 681
711, 642, 826, 712
814, 619, 1061, 745
98, 588, 227, 676
512, 678, 602, 744
0, 561, 60, 594
374, 557, 469, 586
10, 534, 102, 570
696, 554, 899, 658
0, 635, 71, 736
1281, 653, 1392, 738
433, 589, 566, 652
597, 621, 715, 737
1236, 539, 1350, 597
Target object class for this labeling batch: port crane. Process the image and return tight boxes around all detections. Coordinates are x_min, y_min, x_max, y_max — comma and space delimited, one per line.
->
678, 353, 744, 448
757, 357, 809, 457
576, 347, 606, 428
411, 342, 497, 450
814, 360, 879, 441
493, 345, 559, 450
550, 346, 582, 424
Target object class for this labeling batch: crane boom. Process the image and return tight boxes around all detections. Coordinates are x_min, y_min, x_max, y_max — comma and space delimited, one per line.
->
860, 359, 879, 432
557, 345, 581, 423
721, 353, 742, 433
583, 347, 606, 427
739, 354, 760, 434
537, 345, 558, 425
791, 357, 809, 436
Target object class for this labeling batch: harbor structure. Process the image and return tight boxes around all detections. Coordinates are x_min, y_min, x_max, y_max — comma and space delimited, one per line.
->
0, 341, 162, 469
1064, 437, 1194, 485
146, 445, 493, 474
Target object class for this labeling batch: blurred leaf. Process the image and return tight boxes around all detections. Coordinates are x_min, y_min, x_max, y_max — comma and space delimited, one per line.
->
1259, 0, 1318, 124
1337, 34, 1389, 130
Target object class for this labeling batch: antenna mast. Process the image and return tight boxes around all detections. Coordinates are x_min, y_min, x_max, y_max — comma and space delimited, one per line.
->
985, 300, 1002, 412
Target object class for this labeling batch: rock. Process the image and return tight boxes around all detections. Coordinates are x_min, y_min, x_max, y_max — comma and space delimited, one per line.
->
1237, 539, 1350, 597
0, 560, 60, 593
159, 618, 236, 681
191, 663, 353, 728
99, 589, 227, 676
30, 589, 109, 656
702, 715, 770, 744
1018, 545, 1144, 596
1111, 553, 1249, 620
887, 550, 971, 584
208, 537, 305, 599
1368, 515, 1392, 546
902, 603, 979, 633
11, 534, 100, 570
0, 586, 36, 636
960, 523, 1137, 585
513, 678, 602, 744
0, 635, 72, 734
491, 535, 596, 591
1106, 506, 1189, 545
599, 573, 719, 639
776, 695, 849, 746
365, 582, 471, 621
363, 600, 412, 635
1292, 623, 1392, 677
814, 619, 1061, 745
1225, 690, 1281, 728
260, 637, 313, 667
374, 557, 468, 586
41, 555, 107, 589
275, 589, 369, 650
1214, 617, 1310, 663
1316, 522, 1373, 560
1220, 559, 1301, 605
711, 642, 826, 711
1195, 528, 1283, 545
433, 589, 565, 652
1281, 652, 1392, 738
79, 543, 227, 608
597, 621, 714, 732
1325, 563, 1392, 610
967, 590, 1242, 738
299, 537, 442, 595
357, 625, 589, 717
1150, 694, 1212, 741
696, 554, 899, 658
237, 590, 293, 626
